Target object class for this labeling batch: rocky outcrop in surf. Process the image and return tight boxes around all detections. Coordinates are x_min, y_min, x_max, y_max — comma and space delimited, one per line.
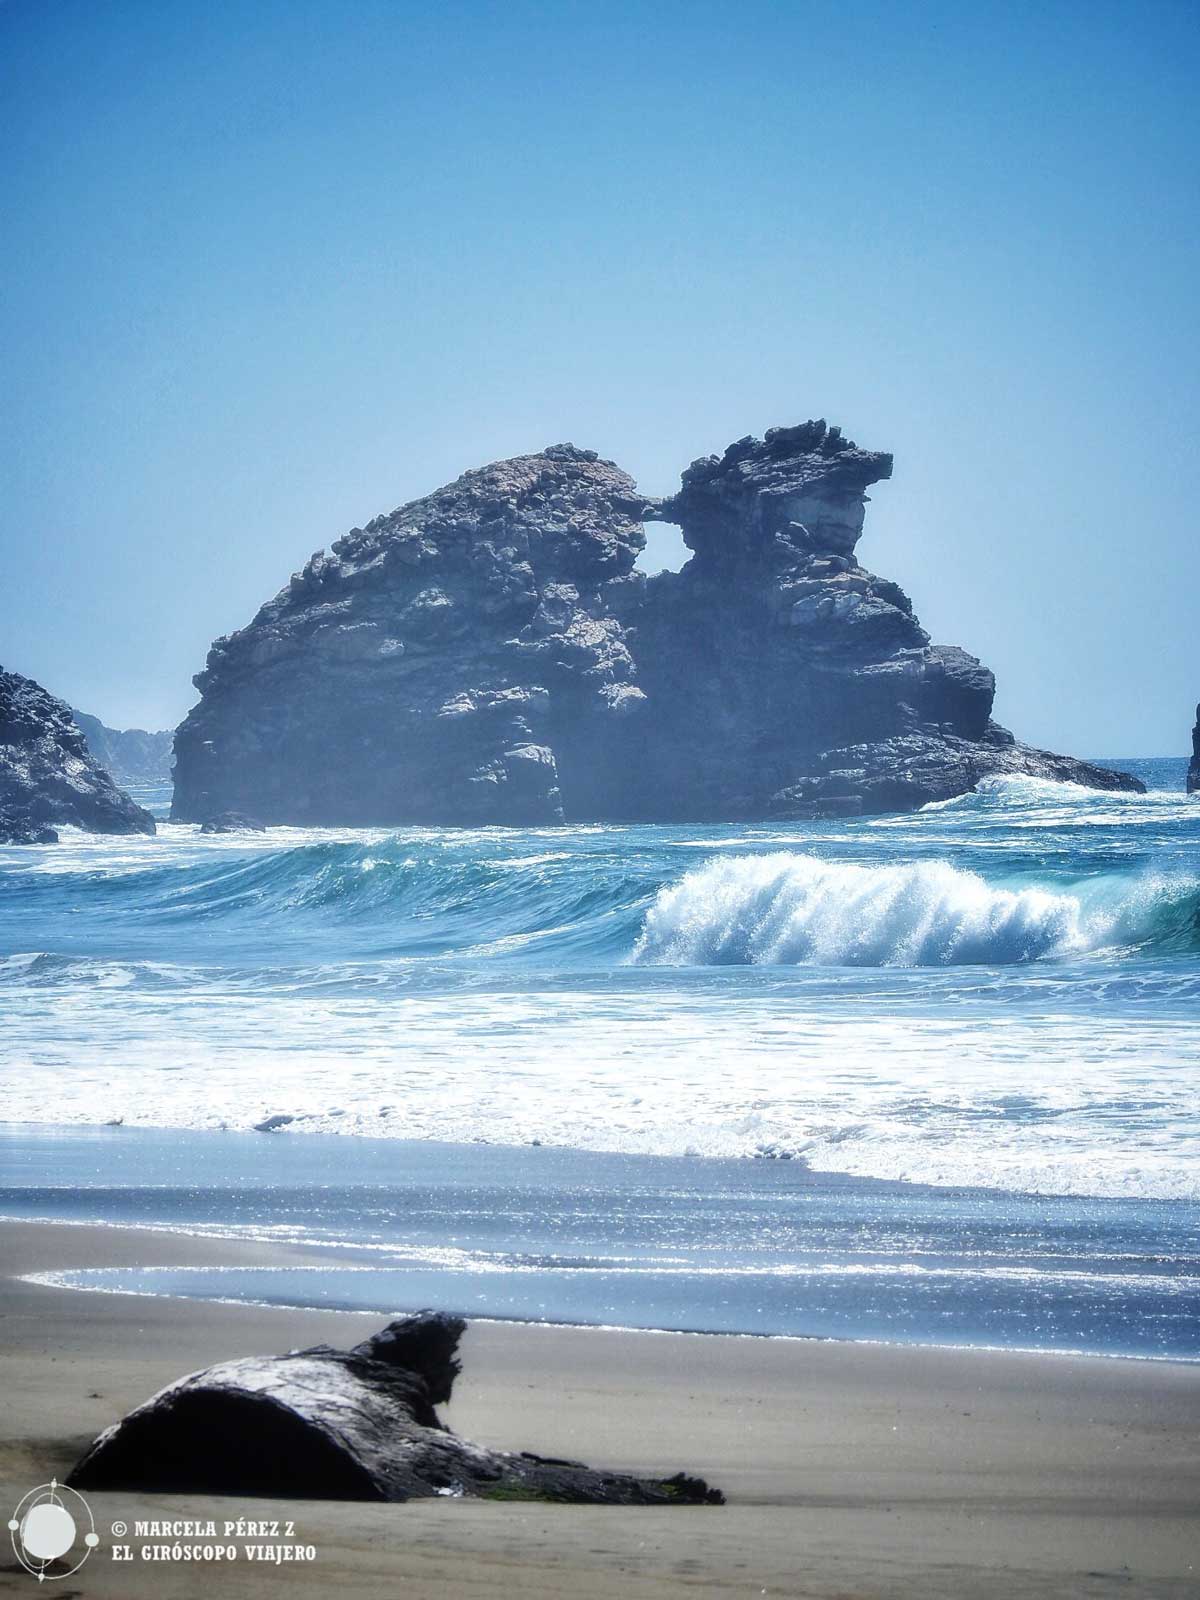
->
1189, 704, 1199, 794
199, 809, 266, 833
171, 422, 1142, 824
71, 710, 173, 785
0, 668, 156, 843
69, 1311, 723, 1505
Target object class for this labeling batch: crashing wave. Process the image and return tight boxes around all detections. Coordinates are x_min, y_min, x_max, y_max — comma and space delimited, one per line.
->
632, 852, 1198, 967
919, 772, 1193, 815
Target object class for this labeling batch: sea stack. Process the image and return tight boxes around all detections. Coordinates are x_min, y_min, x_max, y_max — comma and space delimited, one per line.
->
1189, 704, 1200, 794
0, 668, 156, 843
171, 422, 1143, 825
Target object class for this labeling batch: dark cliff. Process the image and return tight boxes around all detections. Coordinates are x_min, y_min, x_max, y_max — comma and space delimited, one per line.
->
1189, 704, 1199, 795
171, 422, 1142, 824
0, 669, 157, 842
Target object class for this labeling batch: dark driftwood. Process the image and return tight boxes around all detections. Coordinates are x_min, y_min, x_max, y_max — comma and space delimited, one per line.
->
68, 1312, 724, 1506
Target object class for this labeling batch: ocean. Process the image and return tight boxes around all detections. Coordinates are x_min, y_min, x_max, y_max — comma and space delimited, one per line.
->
1, 758, 1197, 1357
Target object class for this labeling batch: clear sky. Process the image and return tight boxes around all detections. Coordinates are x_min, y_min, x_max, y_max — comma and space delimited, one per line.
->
2, 0, 1196, 753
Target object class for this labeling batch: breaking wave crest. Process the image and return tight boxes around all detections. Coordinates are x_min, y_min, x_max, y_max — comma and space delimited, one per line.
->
5, 826, 1200, 972
632, 853, 1200, 967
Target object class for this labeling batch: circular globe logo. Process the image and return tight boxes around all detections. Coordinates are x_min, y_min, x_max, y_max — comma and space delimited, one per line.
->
8, 1481, 98, 1582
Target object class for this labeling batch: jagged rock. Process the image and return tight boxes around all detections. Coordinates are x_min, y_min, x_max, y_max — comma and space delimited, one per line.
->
72, 710, 173, 785
1189, 704, 1199, 794
0, 668, 156, 841
170, 423, 1142, 824
68, 1312, 724, 1506
0, 807, 59, 845
765, 729, 1140, 818
199, 809, 267, 833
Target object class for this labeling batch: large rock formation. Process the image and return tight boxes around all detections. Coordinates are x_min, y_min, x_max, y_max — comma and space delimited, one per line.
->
0, 669, 156, 843
172, 423, 1142, 824
70, 1312, 723, 1505
1189, 704, 1199, 794
72, 710, 173, 785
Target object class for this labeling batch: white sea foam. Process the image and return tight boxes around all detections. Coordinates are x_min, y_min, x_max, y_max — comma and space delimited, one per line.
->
3, 978, 1198, 1198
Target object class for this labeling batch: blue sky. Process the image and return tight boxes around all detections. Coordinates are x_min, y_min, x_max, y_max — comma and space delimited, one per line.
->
2, 0, 1196, 753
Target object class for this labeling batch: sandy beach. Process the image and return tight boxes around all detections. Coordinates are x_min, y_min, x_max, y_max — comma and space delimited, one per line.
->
0, 1220, 1196, 1598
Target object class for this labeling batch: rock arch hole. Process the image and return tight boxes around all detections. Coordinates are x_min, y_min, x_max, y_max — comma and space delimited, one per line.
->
636, 521, 690, 575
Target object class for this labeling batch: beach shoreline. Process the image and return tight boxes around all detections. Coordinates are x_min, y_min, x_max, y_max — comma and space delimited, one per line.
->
4, 1120, 1195, 1361
14, 1218, 1200, 1368
1, 1218, 1198, 1598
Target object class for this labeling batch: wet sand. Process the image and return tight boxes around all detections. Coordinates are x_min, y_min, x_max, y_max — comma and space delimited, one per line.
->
1, 1219, 1197, 1598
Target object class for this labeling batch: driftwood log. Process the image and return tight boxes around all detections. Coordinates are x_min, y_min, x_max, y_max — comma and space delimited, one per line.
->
68, 1312, 724, 1506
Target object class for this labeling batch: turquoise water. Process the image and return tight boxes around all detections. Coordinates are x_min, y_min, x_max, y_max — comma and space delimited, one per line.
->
1, 759, 1198, 1353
